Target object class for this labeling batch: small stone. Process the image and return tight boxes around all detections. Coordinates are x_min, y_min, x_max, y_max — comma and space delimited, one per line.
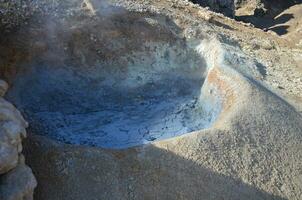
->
0, 141, 18, 174
0, 163, 37, 200
2, 121, 26, 142
0, 80, 8, 97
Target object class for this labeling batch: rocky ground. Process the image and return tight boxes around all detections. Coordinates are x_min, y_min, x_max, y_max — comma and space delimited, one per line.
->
0, 80, 37, 200
234, 0, 302, 111
0, 0, 301, 200
2, 0, 300, 111
116, 0, 302, 111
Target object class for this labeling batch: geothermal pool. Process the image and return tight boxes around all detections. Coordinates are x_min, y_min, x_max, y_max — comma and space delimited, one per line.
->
5, 10, 220, 149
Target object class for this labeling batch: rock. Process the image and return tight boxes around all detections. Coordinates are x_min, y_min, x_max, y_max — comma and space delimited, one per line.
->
0, 98, 28, 128
198, 10, 213, 21
0, 103, 27, 174
234, 0, 246, 9
2, 121, 26, 144
0, 80, 8, 97
0, 162, 37, 200
0, 141, 18, 174
253, 3, 267, 17
0, 80, 36, 199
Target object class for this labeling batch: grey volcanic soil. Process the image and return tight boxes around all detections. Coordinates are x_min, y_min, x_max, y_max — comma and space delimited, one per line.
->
0, 0, 301, 200
5, 9, 220, 149
8, 51, 215, 149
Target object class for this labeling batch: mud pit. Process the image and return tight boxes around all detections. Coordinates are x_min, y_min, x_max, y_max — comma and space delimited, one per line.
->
5, 9, 220, 149
2, 1, 302, 200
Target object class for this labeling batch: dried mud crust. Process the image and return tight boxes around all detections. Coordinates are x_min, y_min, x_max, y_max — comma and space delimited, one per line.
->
3, 9, 221, 149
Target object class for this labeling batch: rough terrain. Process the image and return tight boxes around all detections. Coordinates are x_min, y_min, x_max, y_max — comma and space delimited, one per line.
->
0, 0, 301, 200
0, 79, 37, 200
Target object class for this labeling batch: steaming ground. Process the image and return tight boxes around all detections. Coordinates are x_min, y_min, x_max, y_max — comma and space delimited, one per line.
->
28, 93, 211, 148
7, 41, 219, 148
1, 0, 302, 200
15, 68, 214, 149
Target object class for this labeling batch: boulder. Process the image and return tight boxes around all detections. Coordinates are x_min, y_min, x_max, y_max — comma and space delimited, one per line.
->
0, 158, 37, 200
0, 80, 37, 200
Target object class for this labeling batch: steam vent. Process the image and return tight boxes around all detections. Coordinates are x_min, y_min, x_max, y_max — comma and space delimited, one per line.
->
6, 12, 219, 149
0, 0, 302, 200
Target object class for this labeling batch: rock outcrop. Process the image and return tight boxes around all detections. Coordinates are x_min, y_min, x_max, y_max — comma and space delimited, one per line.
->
0, 80, 37, 200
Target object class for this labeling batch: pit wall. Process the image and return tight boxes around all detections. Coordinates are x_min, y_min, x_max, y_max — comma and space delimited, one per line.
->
0, 80, 37, 200
196, 37, 263, 121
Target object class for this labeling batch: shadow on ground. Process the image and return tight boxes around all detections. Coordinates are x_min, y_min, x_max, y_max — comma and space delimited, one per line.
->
236, 13, 293, 35
236, 1, 302, 36
23, 136, 288, 200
